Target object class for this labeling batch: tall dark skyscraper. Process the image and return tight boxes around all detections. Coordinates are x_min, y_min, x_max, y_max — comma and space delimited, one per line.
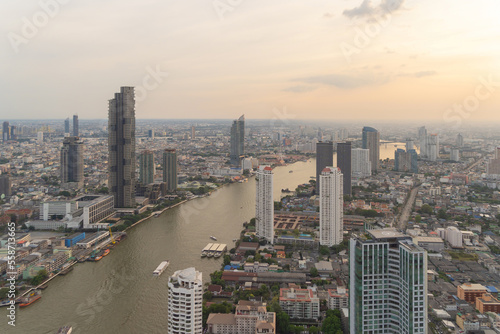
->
316, 141, 333, 190
73, 114, 79, 137
362, 126, 380, 173
60, 136, 84, 189
108, 87, 136, 208
139, 150, 155, 185
3, 121, 10, 142
163, 149, 177, 192
10, 126, 16, 140
0, 174, 11, 197
64, 118, 70, 134
337, 141, 352, 196
230, 115, 245, 166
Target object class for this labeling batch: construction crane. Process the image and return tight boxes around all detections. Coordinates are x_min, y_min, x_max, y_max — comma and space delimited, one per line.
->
109, 227, 115, 244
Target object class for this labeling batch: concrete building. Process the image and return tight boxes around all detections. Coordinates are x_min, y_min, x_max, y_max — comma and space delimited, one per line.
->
426, 134, 439, 161
418, 126, 428, 157
60, 136, 84, 189
352, 148, 371, 178
350, 229, 428, 334
73, 114, 79, 137
256, 166, 274, 244
315, 141, 333, 190
37, 131, 44, 144
328, 287, 349, 310
2, 121, 9, 142
76, 195, 115, 228
337, 141, 352, 196
163, 149, 177, 192
456, 133, 464, 147
279, 287, 320, 320
168, 267, 203, 334
412, 237, 444, 252
395, 148, 418, 173
446, 226, 463, 248
108, 86, 136, 208
64, 117, 70, 134
319, 167, 343, 247
476, 293, 500, 314
139, 150, 155, 185
207, 300, 276, 334
230, 115, 245, 166
362, 127, 380, 172
457, 283, 488, 303
450, 148, 460, 162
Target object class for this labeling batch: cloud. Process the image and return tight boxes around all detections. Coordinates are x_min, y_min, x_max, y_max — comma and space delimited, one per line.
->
343, 0, 405, 19
283, 85, 318, 93
295, 73, 389, 89
323, 12, 334, 19
398, 70, 438, 78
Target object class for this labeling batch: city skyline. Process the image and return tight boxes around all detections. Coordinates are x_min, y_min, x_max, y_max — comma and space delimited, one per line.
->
2, 1, 500, 123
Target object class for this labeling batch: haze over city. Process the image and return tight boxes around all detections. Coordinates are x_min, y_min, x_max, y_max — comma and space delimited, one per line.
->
2, 0, 500, 123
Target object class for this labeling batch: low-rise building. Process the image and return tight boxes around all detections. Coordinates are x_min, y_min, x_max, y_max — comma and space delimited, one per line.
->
328, 287, 348, 310
457, 283, 488, 303
476, 293, 500, 314
279, 287, 320, 320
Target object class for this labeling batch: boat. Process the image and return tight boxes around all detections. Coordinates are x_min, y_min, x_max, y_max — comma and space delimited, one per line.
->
153, 261, 170, 276
102, 249, 110, 257
59, 266, 73, 275
57, 326, 73, 334
214, 252, 222, 258
210, 236, 217, 241
19, 290, 41, 308
0, 300, 13, 307
95, 256, 103, 261
201, 252, 207, 258
289, 170, 293, 173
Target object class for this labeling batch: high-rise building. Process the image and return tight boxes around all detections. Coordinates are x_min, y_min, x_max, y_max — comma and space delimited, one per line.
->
64, 118, 70, 135
167, 267, 203, 334
316, 141, 334, 190
256, 165, 274, 244
337, 142, 352, 196
230, 115, 245, 166
108, 87, 136, 208
362, 127, 380, 172
60, 136, 84, 189
352, 148, 371, 178
3, 121, 9, 142
10, 126, 17, 140
418, 126, 428, 157
139, 150, 155, 185
350, 229, 428, 334
163, 149, 177, 192
37, 131, 44, 144
319, 167, 343, 247
450, 148, 460, 162
73, 114, 79, 137
147, 129, 154, 139
395, 148, 418, 173
405, 138, 414, 151
427, 134, 439, 161
0, 174, 12, 197
191, 125, 195, 140
456, 133, 464, 147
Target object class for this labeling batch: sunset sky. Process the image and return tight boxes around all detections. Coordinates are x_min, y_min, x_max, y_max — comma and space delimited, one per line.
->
1, 0, 500, 124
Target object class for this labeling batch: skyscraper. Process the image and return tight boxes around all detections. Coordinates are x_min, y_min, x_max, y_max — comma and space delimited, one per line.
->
362, 127, 380, 173
139, 150, 155, 185
418, 126, 428, 158
191, 125, 195, 140
395, 148, 418, 173
108, 87, 136, 208
168, 267, 203, 334
350, 229, 428, 334
73, 114, 79, 137
163, 149, 177, 192
456, 133, 464, 147
351, 148, 371, 178
10, 126, 16, 140
147, 129, 154, 139
337, 142, 352, 196
427, 134, 439, 161
405, 138, 414, 151
316, 141, 334, 190
0, 174, 12, 197
230, 115, 245, 166
256, 165, 274, 244
319, 167, 343, 247
64, 118, 70, 134
60, 136, 84, 189
2, 121, 9, 142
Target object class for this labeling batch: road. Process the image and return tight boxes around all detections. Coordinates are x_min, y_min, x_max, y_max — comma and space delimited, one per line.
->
398, 185, 420, 231
465, 156, 484, 172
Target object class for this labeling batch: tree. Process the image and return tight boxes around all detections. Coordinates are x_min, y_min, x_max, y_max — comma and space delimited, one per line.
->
58, 191, 71, 197
310, 267, 319, 277
223, 254, 231, 266
309, 326, 319, 333
420, 204, 433, 215
415, 215, 422, 223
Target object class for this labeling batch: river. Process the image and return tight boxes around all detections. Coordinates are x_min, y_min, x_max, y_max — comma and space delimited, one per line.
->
2, 144, 404, 333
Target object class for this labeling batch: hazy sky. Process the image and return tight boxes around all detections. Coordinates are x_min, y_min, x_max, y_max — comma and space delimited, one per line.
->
2, 0, 500, 125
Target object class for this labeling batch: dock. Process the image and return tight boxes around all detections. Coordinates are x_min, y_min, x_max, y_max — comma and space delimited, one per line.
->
201, 243, 227, 258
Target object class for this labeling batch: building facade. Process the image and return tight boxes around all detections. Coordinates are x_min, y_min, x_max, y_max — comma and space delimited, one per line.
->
337, 141, 352, 196
73, 114, 79, 137
256, 165, 274, 244
362, 127, 380, 172
60, 136, 84, 189
279, 288, 320, 320
2, 121, 9, 142
139, 150, 155, 185
0, 174, 12, 197
108, 86, 136, 208
168, 267, 203, 334
319, 167, 343, 247
163, 149, 177, 192
350, 229, 428, 334
352, 148, 371, 178
230, 115, 245, 166
395, 148, 418, 173
316, 141, 334, 190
